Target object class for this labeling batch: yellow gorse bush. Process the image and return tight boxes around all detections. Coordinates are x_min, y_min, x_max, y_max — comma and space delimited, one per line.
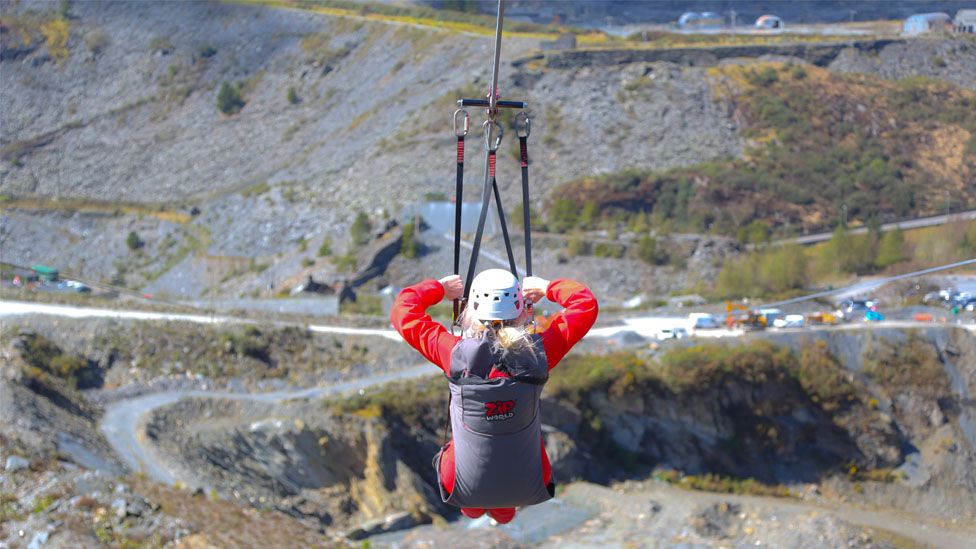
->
40, 17, 70, 62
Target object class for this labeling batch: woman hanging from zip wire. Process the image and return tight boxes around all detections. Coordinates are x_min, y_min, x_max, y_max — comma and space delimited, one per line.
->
391, 268, 597, 524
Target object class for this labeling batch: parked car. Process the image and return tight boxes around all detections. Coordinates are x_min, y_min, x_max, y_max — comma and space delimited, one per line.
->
836, 299, 876, 321
950, 292, 973, 306
772, 314, 805, 328
757, 308, 783, 326
688, 313, 720, 330
865, 310, 885, 322
655, 327, 689, 340
62, 280, 91, 293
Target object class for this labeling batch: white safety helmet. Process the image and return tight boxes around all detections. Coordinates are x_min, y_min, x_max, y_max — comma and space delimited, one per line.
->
469, 268, 523, 321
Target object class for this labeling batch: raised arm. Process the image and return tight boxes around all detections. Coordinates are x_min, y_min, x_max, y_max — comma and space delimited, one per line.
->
390, 279, 459, 374
537, 278, 598, 369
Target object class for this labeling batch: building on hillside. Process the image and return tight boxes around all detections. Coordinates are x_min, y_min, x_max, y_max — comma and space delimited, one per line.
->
677, 11, 724, 30
755, 15, 784, 30
697, 12, 725, 29
678, 12, 700, 28
955, 9, 976, 33
30, 265, 59, 282
903, 12, 952, 35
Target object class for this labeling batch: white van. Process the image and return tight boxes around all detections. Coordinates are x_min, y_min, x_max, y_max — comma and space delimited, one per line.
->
688, 313, 719, 330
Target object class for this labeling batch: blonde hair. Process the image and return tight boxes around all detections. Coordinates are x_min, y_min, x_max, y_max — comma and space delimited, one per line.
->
458, 305, 534, 355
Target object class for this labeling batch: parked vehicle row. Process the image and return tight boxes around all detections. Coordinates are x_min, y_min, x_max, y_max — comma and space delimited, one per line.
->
923, 288, 976, 311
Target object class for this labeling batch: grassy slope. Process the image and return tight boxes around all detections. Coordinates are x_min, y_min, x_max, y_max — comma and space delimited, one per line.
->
714, 219, 976, 300
553, 61, 976, 236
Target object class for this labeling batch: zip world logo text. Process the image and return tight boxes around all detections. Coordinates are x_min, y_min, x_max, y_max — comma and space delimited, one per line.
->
485, 400, 515, 421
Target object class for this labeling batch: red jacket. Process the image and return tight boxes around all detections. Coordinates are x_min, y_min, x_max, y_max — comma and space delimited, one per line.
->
390, 278, 597, 509
390, 278, 599, 374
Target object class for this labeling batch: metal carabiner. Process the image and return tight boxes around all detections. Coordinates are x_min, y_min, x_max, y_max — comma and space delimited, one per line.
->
515, 111, 531, 138
485, 86, 500, 120
484, 120, 502, 152
453, 109, 470, 137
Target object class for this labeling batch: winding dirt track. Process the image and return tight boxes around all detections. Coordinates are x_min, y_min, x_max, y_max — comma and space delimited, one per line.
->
98, 364, 434, 485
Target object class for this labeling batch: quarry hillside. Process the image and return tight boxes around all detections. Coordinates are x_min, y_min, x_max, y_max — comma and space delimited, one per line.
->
3, 319, 976, 546
1, 0, 975, 301
4, 3, 976, 547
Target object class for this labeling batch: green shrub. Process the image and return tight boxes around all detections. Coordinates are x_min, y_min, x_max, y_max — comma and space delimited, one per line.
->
317, 237, 333, 257
48, 354, 88, 379
0, 493, 23, 522
240, 181, 270, 198
287, 86, 300, 105
301, 257, 314, 267
863, 335, 948, 395
826, 226, 875, 275
148, 36, 173, 54
579, 201, 599, 229
126, 231, 144, 250
350, 211, 372, 247
749, 66, 779, 87
658, 340, 794, 391
401, 218, 420, 259
736, 220, 770, 245
716, 244, 807, 298
219, 329, 269, 362
199, 44, 217, 58
566, 233, 590, 256
961, 222, 976, 256
796, 341, 856, 410
217, 81, 245, 115
593, 242, 625, 258
635, 234, 657, 264
511, 201, 544, 231
874, 227, 905, 268
334, 252, 358, 272
32, 494, 56, 514
548, 197, 579, 233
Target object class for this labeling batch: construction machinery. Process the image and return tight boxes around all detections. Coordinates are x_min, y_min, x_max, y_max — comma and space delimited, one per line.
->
725, 301, 767, 330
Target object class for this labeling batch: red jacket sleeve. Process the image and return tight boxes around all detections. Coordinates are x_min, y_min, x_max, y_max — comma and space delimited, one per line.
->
540, 279, 598, 369
390, 279, 459, 374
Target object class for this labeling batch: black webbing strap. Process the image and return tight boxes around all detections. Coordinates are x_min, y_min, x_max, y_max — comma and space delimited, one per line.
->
454, 136, 464, 276
452, 109, 469, 324
464, 150, 515, 300
453, 135, 464, 323
519, 134, 532, 277
492, 178, 518, 275
464, 151, 496, 300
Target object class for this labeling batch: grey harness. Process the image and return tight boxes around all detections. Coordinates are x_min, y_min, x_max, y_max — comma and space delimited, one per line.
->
433, 332, 555, 509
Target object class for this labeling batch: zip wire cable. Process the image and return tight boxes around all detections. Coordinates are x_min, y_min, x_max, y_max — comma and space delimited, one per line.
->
463, 0, 508, 302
